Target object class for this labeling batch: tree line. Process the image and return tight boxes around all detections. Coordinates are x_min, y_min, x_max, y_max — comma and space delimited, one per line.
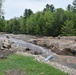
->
0, 0, 76, 36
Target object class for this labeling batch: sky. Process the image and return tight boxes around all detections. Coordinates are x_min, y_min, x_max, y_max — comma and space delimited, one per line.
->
3, 0, 73, 20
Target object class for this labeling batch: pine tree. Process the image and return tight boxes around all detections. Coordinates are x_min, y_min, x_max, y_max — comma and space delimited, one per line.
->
72, 0, 76, 12
61, 20, 75, 36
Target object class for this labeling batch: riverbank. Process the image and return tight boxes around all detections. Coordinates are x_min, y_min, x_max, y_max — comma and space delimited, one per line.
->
0, 34, 76, 75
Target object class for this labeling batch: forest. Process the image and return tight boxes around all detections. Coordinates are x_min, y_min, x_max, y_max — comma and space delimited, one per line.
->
0, 0, 76, 36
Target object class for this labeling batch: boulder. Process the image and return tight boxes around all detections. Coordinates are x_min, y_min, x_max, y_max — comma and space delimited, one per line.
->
2, 41, 11, 49
25, 48, 31, 51
1, 37, 13, 49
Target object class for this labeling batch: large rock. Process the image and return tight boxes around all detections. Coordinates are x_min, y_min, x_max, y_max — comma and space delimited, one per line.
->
1, 36, 14, 49
2, 39, 11, 49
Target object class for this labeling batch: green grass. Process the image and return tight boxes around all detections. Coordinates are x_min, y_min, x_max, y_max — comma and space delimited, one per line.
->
0, 54, 69, 75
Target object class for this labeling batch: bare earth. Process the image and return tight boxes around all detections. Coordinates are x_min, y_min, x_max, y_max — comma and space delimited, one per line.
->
0, 33, 76, 75
28, 36, 76, 69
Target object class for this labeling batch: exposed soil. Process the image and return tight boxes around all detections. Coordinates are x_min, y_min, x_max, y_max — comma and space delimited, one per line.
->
0, 50, 14, 59
26, 36, 76, 70
5, 69, 26, 75
28, 36, 76, 56
50, 54, 76, 70
0, 34, 76, 75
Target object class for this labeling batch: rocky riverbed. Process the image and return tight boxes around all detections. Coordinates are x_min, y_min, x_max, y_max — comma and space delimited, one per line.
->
0, 33, 76, 75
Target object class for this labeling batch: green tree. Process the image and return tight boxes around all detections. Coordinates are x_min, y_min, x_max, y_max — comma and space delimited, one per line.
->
61, 20, 75, 36
19, 16, 26, 33
44, 4, 55, 12
72, 13, 76, 34
26, 10, 54, 36
5, 20, 13, 33
22, 9, 33, 33
49, 4, 55, 12
46, 4, 50, 9
0, 18, 5, 31
26, 13, 37, 35
3, 2, 76, 36
12, 17, 20, 33
5, 18, 20, 33
52, 8, 65, 36
23, 9, 33, 19
72, 0, 76, 12
42, 10, 54, 35
67, 4, 72, 10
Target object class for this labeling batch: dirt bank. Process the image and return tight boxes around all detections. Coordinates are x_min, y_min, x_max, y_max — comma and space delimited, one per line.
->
0, 34, 76, 75
28, 36, 76, 56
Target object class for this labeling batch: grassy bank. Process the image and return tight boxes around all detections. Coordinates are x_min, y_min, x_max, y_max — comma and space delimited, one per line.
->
0, 54, 69, 75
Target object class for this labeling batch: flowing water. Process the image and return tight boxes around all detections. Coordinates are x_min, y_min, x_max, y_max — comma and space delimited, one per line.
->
11, 38, 54, 56
0, 34, 54, 56
0, 34, 76, 70
10, 38, 76, 70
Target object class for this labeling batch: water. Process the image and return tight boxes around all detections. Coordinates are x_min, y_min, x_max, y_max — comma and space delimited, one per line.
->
10, 38, 76, 70
0, 34, 54, 56
0, 35, 76, 70
10, 38, 54, 56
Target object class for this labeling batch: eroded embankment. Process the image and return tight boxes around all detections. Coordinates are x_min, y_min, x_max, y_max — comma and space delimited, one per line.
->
0, 34, 76, 75
28, 36, 76, 56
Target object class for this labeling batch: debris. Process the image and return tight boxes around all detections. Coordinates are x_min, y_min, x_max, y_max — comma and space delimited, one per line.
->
25, 48, 30, 51
6, 35, 10, 39
44, 55, 53, 61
